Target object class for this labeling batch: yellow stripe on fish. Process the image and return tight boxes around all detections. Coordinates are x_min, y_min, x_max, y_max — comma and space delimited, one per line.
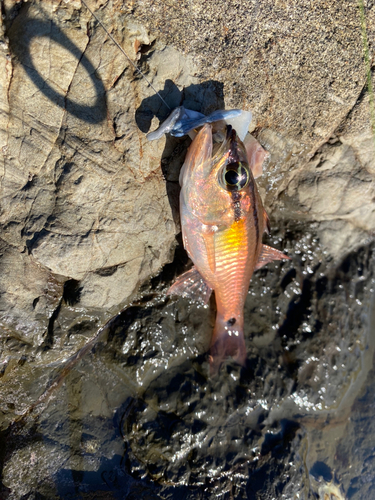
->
219, 218, 248, 253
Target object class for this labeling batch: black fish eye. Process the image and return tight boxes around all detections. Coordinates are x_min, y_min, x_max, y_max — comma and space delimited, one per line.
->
221, 161, 250, 191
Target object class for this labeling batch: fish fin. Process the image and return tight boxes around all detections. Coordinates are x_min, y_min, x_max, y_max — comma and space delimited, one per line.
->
202, 230, 216, 273
254, 244, 291, 271
182, 228, 193, 260
263, 210, 271, 235
209, 316, 246, 375
167, 266, 213, 304
243, 133, 269, 179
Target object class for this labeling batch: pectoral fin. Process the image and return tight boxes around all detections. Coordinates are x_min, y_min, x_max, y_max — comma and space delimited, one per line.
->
167, 266, 213, 304
255, 244, 291, 271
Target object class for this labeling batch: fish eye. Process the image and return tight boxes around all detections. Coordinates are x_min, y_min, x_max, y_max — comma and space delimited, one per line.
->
221, 161, 250, 191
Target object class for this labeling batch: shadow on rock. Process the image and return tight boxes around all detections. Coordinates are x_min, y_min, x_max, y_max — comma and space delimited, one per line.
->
7, 2, 107, 124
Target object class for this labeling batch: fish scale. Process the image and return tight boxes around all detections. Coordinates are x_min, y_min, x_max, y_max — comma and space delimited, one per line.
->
214, 221, 256, 319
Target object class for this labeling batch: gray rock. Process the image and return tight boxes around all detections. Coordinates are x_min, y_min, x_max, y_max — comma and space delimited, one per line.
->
283, 137, 375, 259
0, 0, 375, 499
0, 238, 64, 346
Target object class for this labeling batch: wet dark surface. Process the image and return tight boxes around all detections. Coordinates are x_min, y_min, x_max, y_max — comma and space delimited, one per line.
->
1, 230, 374, 499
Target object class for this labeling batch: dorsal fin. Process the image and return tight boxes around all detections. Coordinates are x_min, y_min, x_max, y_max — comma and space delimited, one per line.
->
243, 133, 269, 178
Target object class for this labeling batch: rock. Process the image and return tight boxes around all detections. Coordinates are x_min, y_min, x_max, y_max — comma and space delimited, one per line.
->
0, 0, 181, 335
0, 0, 375, 499
282, 137, 375, 259
133, 0, 370, 156
0, 238, 64, 346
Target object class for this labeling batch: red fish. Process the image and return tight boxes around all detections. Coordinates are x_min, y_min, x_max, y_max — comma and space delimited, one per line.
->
167, 119, 290, 373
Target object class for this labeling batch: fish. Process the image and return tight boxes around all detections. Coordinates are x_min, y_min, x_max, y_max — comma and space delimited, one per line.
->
148, 108, 290, 373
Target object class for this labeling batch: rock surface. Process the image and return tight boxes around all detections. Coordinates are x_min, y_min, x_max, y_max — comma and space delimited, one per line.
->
0, 0, 374, 499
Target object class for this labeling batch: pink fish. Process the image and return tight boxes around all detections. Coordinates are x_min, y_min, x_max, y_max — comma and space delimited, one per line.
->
163, 112, 290, 373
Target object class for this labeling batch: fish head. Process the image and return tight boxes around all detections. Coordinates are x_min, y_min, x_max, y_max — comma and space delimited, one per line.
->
181, 122, 256, 226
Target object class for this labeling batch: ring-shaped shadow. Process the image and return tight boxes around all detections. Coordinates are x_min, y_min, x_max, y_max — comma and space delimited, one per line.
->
8, 15, 107, 124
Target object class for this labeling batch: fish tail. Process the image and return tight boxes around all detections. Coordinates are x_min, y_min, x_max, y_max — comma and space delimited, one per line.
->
209, 314, 246, 374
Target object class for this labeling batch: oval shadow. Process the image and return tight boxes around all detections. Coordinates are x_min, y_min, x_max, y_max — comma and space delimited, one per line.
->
8, 9, 106, 124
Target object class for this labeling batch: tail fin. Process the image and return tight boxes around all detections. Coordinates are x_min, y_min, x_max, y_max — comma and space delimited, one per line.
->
209, 315, 246, 375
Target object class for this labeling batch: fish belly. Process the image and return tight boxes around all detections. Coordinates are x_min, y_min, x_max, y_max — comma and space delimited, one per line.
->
181, 198, 260, 313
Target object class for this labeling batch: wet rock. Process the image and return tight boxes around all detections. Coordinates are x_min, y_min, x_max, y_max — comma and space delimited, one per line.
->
2, 440, 71, 499
0, 238, 64, 346
2, 237, 372, 498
